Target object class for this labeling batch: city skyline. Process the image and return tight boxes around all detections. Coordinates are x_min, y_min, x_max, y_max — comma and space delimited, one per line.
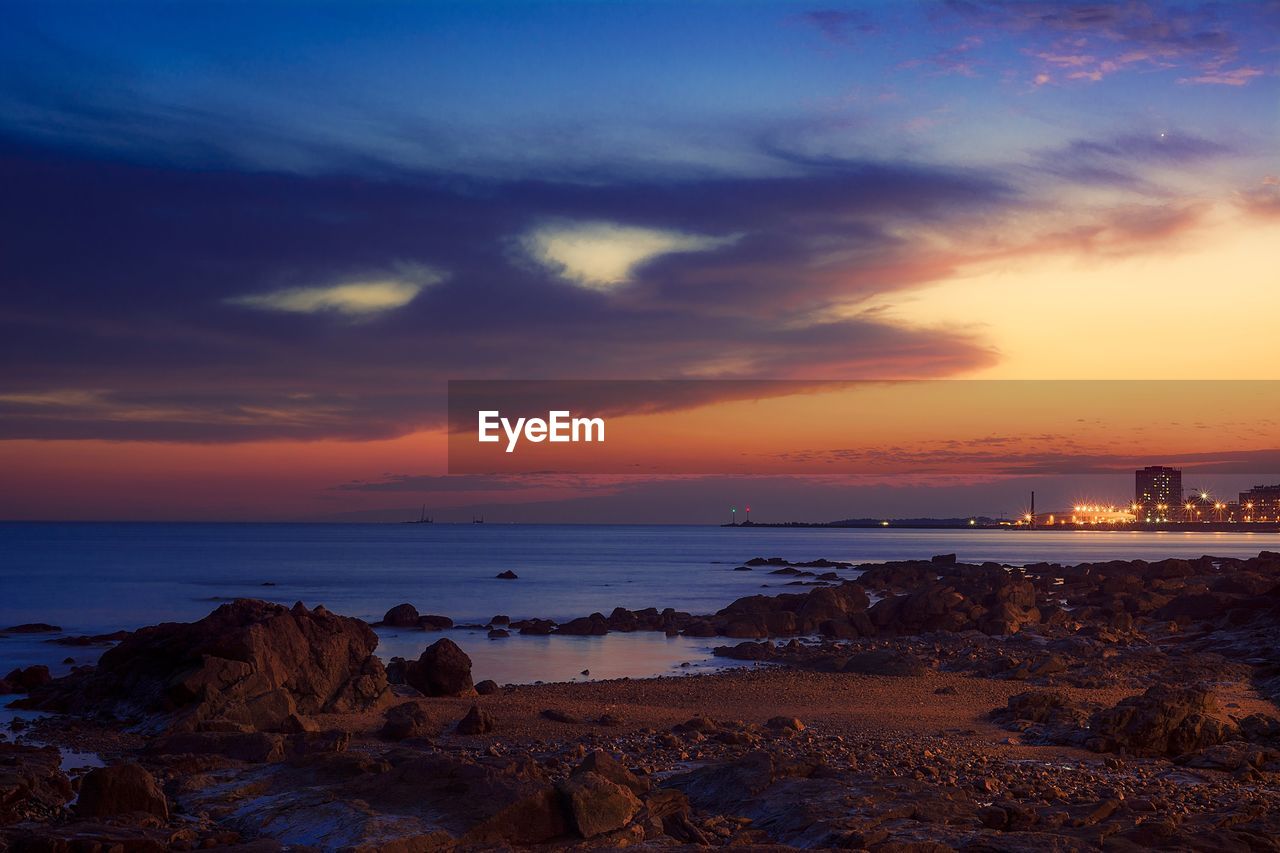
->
1, 1, 1278, 521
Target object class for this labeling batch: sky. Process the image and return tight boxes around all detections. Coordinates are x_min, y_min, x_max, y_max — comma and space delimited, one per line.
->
1, 0, 1278, 522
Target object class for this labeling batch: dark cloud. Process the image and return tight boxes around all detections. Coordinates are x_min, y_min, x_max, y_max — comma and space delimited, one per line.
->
0, 136, 1009, 442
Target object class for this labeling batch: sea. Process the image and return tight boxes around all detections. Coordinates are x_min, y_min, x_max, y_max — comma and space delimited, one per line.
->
2, 522, 1277, 685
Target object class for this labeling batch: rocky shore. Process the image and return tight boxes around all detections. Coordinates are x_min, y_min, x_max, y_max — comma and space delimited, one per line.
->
2, 551, 1279, 851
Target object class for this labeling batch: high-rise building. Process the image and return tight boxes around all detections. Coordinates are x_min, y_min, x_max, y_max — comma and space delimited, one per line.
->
1238, 484, 1280, 522
1135, 466, 1181, 521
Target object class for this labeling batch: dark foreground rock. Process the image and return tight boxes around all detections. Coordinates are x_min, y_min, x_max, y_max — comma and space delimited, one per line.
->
0, 744, 73, 824
16, 599, 390, 733
76, 763, 168, 820
1086, 685, 1240, 756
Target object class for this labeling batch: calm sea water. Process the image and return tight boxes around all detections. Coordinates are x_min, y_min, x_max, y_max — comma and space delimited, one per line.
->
3, 523, 1276, 684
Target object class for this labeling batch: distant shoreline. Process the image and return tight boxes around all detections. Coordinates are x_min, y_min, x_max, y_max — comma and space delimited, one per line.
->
723, 520, 1280, 532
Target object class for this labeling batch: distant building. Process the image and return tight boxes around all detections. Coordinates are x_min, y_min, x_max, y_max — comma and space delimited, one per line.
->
1135, 465, 1182, 522
1239, 484, 1280, 522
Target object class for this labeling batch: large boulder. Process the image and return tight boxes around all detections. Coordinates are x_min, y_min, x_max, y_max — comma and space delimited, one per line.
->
76, 763, 168, 820
17, 599, 389, 733
560, 771, 642, 839
1087, 685, 1237, 757
405, 638, 474, 697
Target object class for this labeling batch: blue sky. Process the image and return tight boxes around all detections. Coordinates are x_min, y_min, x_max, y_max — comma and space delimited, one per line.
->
5, 1, 1275, 179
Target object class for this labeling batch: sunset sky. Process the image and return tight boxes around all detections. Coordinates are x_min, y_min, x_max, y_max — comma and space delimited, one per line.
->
2, 1, 1278, 522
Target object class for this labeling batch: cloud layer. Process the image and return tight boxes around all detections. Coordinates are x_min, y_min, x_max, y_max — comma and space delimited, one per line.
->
0, 0, 1273, 449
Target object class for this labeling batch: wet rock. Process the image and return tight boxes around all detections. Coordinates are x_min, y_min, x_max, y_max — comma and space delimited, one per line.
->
605, 607, 639, 632
475, 679, 499, 695
418, 614, 454, 630
560, 770, 642, 838
76, 763, 168, 820
712, 582, 870, 639
0, 743, 73, 824
487, 628, 510, 639
379, 603, 419, 627
456, 704, 496, 735
683, 620, 718, 638
405, 638, 474, 697
714, 640, 776, 661
555, 613, 609, 636
496, 570, 519, 580
514, 618, 555, 635
489, 615, 510, 625
17, 600, 389, 734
